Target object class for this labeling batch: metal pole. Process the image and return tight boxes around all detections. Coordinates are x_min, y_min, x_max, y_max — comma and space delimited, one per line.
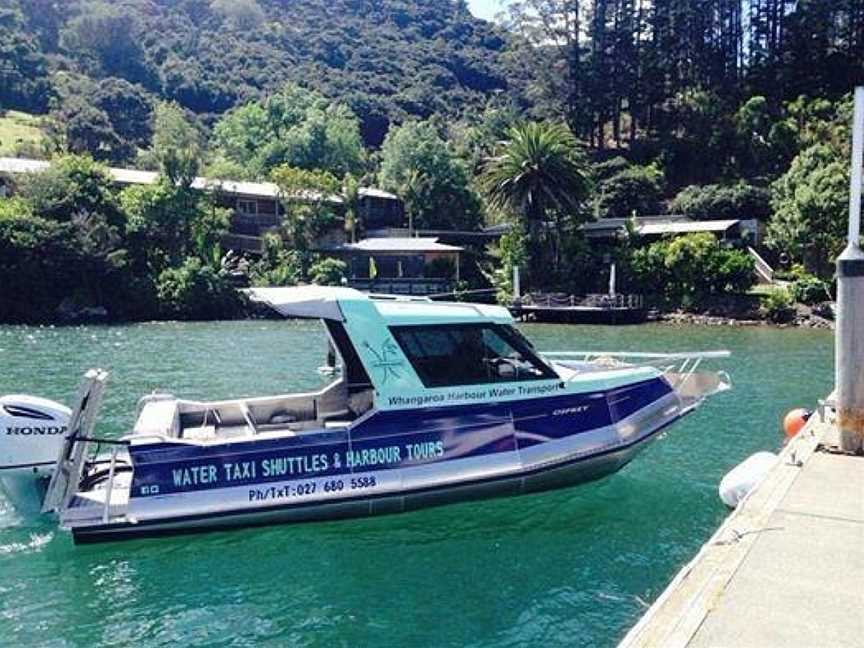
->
836, 86, 864, 453
512, 265, 521, 300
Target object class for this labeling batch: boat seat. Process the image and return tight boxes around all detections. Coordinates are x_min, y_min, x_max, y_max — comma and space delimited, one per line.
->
134, 399, 179, 438
182, 425, 217, 440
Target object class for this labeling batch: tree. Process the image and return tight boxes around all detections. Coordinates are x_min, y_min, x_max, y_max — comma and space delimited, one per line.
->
120, 180, 229, 273
92, 78, 153, 151
379, 120, 483, 231
670, 182, 772, 221
765, 94, 854, 278
594, 163, 665, 218
0, 3, 53, 112
16, 154, 122, 227
59, 1, 152, 86
342, 173, 361, 243
270, 165, 340, 253
213, 84, 364, 178
767, 144, 851, 279
155, 256, 243, 320
210, 0, 266, 30
249, 232, 302, 287
148, 102, 204, 188
481, 121, 591, 285
46, 76, 153, 164
308, 257, 347, 286
485, 224, 528, 304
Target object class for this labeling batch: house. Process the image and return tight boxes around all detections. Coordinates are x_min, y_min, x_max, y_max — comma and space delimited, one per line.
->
0, 157, 403, 253
581, 215, 760, 245
322, 237, 464, 295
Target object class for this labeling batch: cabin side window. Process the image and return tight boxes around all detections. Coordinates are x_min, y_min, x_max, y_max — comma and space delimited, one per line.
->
390, 324, 557, 388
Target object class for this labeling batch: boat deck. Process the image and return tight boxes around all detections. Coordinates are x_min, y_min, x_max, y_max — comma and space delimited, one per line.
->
618, 405, 864, 648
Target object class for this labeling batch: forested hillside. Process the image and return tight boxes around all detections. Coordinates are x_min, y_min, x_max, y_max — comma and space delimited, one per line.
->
2, 0, 512, 145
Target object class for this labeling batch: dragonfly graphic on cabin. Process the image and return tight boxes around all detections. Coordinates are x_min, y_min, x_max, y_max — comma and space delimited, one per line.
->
363, 339, 405, 383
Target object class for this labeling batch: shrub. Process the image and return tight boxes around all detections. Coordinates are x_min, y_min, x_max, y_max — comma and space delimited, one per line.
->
789, 273, 830, 305
249, 232, 302, 287
669, 182, 771, 221
307, 257, 347, 285
761, 287, 795, 323
156, 257, 243, 320
628, 233, 755, 307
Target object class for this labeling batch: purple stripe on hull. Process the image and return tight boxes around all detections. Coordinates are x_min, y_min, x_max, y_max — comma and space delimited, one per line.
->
128, 377, 672, 499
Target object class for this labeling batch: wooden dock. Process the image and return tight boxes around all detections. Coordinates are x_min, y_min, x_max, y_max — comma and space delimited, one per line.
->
511, 293, 648, 324
618, 403, 864, 648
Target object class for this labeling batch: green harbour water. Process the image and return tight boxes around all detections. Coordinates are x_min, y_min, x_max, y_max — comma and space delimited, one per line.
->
0, 320, 833, 647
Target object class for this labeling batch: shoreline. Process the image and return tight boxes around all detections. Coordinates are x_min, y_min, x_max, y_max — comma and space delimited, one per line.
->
654, 310, 833, 330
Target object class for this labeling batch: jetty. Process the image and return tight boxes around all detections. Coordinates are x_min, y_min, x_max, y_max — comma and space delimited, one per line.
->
618, 404, 863, 648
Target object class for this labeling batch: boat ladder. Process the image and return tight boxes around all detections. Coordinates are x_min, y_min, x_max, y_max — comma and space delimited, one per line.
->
42, 369, 109, 514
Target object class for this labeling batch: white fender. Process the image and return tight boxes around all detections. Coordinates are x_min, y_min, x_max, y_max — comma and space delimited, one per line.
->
719, 451, 778, 509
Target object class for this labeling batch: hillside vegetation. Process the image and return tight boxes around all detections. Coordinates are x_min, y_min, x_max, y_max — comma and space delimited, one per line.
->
0, 0, 861, 323
3, 0, 512, 146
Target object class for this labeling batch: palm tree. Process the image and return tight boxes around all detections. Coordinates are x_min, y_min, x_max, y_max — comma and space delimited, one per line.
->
481, 122, 591, 286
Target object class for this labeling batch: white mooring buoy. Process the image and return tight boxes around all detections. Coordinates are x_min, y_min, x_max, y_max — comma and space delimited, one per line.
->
718, 452, 779, 509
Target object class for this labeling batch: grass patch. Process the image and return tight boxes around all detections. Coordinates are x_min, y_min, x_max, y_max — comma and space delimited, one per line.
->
748, 283, 779, 297
0, 110, 44, 156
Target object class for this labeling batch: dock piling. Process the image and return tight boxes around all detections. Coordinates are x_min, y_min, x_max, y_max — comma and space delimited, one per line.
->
836, 85, 864, 453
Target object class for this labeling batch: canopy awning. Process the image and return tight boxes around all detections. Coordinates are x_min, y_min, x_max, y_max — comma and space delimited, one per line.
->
244, 286, 365, 320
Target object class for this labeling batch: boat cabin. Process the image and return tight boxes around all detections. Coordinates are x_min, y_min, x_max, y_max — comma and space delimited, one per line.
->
130, 287, 560, 445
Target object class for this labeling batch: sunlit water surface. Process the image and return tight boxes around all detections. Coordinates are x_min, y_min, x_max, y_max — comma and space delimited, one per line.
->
0, 321, 832, 647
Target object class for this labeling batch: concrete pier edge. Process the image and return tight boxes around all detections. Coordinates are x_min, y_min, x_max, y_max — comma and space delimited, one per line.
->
618, 401, 863, 648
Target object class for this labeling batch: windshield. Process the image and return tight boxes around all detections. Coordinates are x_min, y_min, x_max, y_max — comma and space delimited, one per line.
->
389, 323, 558, 388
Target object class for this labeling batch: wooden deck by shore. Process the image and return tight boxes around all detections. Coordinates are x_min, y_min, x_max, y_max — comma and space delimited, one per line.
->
510, 293, 649, 324
618, 401, 864, 648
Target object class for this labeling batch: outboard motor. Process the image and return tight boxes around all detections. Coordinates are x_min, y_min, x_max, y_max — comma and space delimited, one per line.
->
0, 395, 71, 515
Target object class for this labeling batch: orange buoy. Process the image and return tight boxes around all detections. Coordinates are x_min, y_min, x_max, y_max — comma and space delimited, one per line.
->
783, 408, 811, 439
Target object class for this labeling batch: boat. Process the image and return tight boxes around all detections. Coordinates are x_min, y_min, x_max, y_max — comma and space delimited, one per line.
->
0, 287, 731, 543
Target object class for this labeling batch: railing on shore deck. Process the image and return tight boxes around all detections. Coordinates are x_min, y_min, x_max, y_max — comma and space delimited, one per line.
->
347, 278, 454, 296
747, 246, 776, 284
517, 293, 645, 310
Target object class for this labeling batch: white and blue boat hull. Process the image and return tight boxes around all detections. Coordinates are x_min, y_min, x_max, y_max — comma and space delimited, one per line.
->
67, 377, 686, 543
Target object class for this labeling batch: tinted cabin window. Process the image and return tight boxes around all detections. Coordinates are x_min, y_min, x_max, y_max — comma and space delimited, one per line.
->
390, 324, 557, 388
324, 321, 372, 392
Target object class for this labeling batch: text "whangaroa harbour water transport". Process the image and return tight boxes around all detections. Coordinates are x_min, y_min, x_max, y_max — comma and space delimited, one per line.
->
0, 287, 730, 543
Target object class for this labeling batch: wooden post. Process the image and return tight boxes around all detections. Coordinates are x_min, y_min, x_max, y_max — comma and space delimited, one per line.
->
836, 86, 864, 453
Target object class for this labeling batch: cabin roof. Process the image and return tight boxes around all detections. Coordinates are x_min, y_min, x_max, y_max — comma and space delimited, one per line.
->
325, 237, 463, 253
0, 157, 397, 203
245, 286, 511, 324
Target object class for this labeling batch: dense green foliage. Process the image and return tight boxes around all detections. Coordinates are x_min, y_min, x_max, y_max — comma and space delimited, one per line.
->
760, 286, 796, 323
594, 161, 664, 218
4, 0, 511, 148
628, 234, 755, 307
669, 183, 772, 221
0, 153, 244, 322
766, 97, 855, 278
0, 4, 52, 113
379, 121, 482, 231
213, 85, 364, 178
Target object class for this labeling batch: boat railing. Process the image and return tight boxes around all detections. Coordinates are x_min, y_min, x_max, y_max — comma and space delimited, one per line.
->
541, 350, 731, 392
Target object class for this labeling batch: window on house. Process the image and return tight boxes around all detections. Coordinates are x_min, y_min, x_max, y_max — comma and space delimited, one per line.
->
390, 324, 557, 388
237, 199, 258, 215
